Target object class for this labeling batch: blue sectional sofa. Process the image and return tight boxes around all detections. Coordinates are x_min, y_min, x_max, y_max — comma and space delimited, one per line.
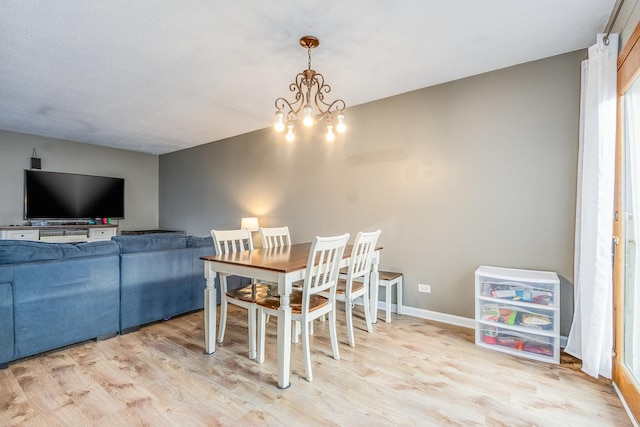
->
0, 233, 244, 368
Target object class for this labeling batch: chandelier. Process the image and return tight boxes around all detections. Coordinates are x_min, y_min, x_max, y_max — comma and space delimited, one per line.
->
274, 36, 346, 142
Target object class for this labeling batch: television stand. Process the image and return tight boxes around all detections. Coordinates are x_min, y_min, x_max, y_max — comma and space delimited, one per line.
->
0, 224, 117, 243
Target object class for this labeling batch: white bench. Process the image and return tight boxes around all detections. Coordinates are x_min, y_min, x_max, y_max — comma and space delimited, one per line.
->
373, 271, 403, 323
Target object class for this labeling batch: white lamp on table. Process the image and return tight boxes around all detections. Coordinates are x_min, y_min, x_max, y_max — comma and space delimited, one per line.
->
240, 217, 260, 248
240, 217, 260, 232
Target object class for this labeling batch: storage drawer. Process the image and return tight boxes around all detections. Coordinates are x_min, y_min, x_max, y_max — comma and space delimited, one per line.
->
479, 279, 555, 306
476, 324, 558, 363
0, 229, 39, 241
89, 227, 116, 241
478, 301, 555, 333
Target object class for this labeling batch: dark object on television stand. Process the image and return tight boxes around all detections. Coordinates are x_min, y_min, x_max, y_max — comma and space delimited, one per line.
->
121, 230, 185, 235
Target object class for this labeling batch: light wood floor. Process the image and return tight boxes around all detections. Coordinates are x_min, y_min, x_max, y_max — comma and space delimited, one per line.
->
0, 306, 632, 426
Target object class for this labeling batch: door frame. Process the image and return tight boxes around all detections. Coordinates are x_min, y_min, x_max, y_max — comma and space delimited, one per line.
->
613, 20, 640, 422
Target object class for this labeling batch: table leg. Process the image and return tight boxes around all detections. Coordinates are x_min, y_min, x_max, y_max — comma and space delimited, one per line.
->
277, 274, 292, 389
204, 261, 217, 354
370, 251, 380, 324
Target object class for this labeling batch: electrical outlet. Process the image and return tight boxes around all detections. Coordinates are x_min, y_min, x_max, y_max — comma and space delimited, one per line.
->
418, 283, 431, 293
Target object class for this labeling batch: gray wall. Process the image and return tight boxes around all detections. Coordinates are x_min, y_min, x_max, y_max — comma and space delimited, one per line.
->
160, 50, 585, 328
0, 130, 159, 231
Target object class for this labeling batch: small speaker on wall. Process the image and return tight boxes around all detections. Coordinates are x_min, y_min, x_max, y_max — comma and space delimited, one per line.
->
30, 148, 41, 170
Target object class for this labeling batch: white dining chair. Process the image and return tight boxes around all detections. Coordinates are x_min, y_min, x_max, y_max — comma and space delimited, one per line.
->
258, 225, 293, 296
256, 233, 349, 382
259, 226, 291, 249
258, 225, 312, 340
258, 226, 292, 323
325, 230, 381, 347
211, 228, 270, 360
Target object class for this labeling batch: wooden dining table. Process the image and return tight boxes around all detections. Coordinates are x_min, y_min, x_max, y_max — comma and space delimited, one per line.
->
200, 242, 381, 389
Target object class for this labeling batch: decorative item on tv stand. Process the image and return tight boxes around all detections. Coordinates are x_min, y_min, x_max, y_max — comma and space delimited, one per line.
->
474, 265, 560, 364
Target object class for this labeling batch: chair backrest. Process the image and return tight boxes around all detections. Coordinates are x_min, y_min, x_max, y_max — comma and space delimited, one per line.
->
210, 229, 254, 254
259, 226, 291, 249
346, 230, 382, 282
301, 233, 350, 311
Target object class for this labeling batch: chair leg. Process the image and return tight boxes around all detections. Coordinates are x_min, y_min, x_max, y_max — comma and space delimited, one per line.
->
371, 282, 379, 323
248, 306, 257, 360
292, 320, 300, 344
328, 308, 340, 361
257, 307, 266, 363
301, 319, 313, 382
345, 299, 355, 347
361, 293, 373, 333
396, 277, 403, 315
217, 297, 228, 343
385, 283, 392, 323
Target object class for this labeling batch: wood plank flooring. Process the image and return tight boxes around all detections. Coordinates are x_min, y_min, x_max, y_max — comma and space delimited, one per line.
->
0, 306, 632, 426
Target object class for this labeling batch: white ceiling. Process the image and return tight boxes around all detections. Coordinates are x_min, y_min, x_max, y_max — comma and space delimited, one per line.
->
0, 1, 615, 155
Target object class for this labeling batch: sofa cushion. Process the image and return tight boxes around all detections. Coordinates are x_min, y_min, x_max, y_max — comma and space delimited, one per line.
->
63, 241, 120, 259
186, 235, 214, 248
0, 240, 119, 265
119, 248, 196, 329
113, 233, 187, 254
13, 255, 120, 359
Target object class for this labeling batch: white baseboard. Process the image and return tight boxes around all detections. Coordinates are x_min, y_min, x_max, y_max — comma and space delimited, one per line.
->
372, 301, 475, 329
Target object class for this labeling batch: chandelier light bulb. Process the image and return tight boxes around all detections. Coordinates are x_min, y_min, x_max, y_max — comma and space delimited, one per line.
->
274, 112, 285, 132
336, 113, 346, 133
303, 105, 313, 127
286, 124, 295, 142
326, 125, 335, 142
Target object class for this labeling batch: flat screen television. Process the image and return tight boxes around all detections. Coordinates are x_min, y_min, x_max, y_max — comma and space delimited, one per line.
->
24, 170, 125, 220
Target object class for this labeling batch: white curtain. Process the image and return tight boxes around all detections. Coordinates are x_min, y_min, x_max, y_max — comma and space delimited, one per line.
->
565, 33, 618, 379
